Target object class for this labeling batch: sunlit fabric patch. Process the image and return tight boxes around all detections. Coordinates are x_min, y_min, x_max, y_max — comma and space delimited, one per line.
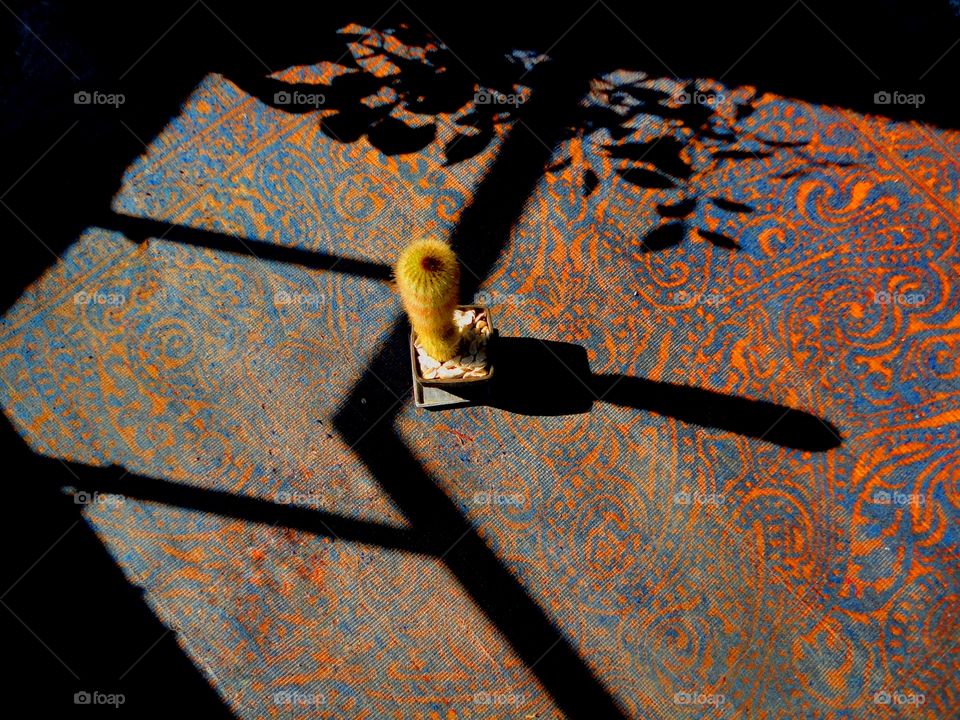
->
2, 54, 959, 719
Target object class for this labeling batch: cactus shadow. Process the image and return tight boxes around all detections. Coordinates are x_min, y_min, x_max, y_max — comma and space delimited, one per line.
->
485, 337, 842, 452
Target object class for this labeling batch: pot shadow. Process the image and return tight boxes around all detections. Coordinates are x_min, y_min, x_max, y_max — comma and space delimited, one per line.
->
470, 337, 841, 452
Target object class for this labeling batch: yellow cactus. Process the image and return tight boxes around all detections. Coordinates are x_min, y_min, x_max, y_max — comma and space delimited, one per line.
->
394, 238, 461, 362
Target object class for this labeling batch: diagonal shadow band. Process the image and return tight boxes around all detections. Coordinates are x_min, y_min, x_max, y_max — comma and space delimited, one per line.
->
55, 462, 435, 555
335, 325, 630, 718
332, 51, 629, 718
480, 337, 842, 451
100, 212, 393, 281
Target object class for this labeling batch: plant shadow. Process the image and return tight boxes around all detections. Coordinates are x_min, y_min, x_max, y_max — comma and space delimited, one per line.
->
478, 337, 842, 452
560, 75, 862, 251
226, 20, 534, 162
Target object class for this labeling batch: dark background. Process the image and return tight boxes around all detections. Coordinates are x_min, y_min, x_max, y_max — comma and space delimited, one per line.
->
0, 1, 957, 715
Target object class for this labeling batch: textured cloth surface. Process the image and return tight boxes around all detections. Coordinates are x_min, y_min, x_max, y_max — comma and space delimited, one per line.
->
1, 61, 958, 719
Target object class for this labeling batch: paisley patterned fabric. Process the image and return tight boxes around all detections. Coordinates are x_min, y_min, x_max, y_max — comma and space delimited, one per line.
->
1, 58, 958, 718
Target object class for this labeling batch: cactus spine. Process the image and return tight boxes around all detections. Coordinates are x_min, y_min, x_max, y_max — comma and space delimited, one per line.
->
394, 238, 461, 362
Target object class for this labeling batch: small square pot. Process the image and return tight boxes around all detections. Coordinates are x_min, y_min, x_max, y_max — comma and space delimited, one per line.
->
410, 305, 495, 406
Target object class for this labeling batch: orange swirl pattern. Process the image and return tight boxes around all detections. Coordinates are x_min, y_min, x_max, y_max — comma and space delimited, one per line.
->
0, 61, 958, 718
